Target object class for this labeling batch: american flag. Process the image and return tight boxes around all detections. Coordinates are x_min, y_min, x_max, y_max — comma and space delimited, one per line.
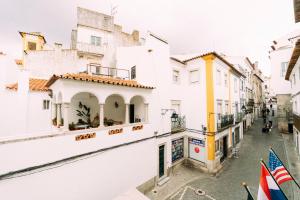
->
269, 150, 293, 185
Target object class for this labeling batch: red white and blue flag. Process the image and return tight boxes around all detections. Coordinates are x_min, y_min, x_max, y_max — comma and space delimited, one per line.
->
257, 163, 287, 200
269, 150, 293, 185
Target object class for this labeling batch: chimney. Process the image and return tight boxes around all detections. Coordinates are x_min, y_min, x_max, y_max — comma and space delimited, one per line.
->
132, 30, 139, 41
18, 69, 29, 95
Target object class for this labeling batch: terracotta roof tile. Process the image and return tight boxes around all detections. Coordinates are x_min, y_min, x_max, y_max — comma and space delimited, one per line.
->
46, 73, 154, 89
6, 78, 49, 92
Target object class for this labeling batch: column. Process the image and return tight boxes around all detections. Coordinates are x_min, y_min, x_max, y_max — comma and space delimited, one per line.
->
144, 103, 149, 123
56, 103, 61, 127
99, 103, 104, 126
125, 103, 129, 124
52, 103, 57, 125
62, 103, 70, 130
203, 54, 216, 173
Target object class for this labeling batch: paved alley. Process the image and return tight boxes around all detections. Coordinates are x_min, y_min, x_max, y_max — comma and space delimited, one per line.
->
149, 118, 300, 200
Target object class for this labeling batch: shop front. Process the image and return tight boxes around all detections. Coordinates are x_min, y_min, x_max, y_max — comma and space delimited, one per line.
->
188, 138, 206, 163
172, 138, 184, 163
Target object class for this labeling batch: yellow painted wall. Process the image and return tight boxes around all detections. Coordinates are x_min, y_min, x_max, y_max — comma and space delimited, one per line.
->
21, 33, 45, 52
203, 54, 216, 161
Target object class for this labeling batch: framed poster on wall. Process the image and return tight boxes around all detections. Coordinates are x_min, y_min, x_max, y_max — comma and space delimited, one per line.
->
172, 138, 184, 163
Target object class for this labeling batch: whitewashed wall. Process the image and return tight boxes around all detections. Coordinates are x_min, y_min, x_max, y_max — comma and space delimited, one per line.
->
270, 47, 293, 95
0, 136, 156, 200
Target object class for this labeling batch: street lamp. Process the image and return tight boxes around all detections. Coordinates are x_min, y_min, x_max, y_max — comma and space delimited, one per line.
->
241, 105, 246, 113
171, 112, 178, 122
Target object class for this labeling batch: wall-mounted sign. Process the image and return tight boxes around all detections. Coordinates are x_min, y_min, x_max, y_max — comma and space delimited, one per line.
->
75, 132, 96, 141
108, 128, 123, 135
132, 125, 143, 131
188, 138, 206, 163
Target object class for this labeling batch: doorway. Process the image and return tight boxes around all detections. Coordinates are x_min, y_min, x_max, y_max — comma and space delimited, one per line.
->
130, 104, 135, 123
220, 136, 228, 162
159, 145, 165, 178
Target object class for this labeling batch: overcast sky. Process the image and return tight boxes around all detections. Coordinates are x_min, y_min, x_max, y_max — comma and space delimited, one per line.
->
0, 0, 298, 75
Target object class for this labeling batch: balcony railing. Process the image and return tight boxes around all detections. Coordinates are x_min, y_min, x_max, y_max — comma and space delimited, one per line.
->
88, 63, 130, 80
77, 42, 105, 55
217, 114, 234, 131
171, 116, 186, 133
247, 99, 254, 107
235, 112, 244, 123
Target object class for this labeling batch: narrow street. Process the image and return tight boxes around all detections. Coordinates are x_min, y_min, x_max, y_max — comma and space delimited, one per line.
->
163, 117, 300, 200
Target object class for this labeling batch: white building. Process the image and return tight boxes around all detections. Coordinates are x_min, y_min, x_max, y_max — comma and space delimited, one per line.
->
269, 30, 300, 131
0, 7, 248, 200
285, 39, 300, 155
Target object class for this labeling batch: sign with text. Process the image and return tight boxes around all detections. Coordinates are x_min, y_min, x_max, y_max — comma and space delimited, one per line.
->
132, 125, 143, 131
108, 128, 123, 135
75, 133, 96, 141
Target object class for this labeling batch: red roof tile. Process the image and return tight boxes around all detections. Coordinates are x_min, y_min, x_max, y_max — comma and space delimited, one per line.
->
6, 78, 49, 92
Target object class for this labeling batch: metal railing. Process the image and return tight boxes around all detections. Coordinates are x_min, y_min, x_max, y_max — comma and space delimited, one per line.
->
77, 42, 105, 55
235, 112, 244, 123
217, 114, 234, 130
88, 63, 130, 80
171, 116, 186, 133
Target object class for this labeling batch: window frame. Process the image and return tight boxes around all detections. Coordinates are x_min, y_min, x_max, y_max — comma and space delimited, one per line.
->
189, 69, 199, 84
90, 35, 101, 46
173, 69, 180, 84
43, 100, 50, 110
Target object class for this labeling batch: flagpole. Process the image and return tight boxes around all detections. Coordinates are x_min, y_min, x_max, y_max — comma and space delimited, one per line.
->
270, 147, 300, 189
261, 159, 289, 200
242, 182, 254, 200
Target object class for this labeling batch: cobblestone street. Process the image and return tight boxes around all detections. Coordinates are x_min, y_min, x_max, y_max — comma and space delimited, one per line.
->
151, 118, 300, 200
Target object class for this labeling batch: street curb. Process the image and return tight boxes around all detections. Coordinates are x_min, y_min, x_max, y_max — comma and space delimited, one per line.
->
282, 134, 297, 200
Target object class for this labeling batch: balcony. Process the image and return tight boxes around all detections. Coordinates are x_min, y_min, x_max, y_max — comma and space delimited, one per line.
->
88, 63, 130, 80
77, 42, 105, 55
171, 115, 186, 133
235, 112, 244, 124
217, 114, 234, 131
247, 99, 254, 107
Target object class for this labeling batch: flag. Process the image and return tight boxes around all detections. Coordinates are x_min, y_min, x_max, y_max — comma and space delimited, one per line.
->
269, 150, 293, 185
257, 162, 287, 200
243, 182, 254, 200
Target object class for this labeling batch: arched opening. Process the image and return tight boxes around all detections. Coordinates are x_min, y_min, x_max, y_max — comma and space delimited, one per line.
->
129, 95, 146, 123
69, 92, 99, 130
104, 94, 125, 126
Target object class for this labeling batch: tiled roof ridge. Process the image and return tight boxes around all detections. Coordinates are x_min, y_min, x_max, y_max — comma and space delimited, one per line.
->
46, 73, 154, 89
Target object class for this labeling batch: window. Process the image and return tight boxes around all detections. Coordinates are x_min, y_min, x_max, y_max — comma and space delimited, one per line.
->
28, 42, 36, 50
172, 138, 184, 162
215, 140, 220, 152
280, 62, 288, 77
265, 85, 267, 89
90, 36, 101, 46
217, 101, 222, 120
173, 70, 180, 83
224, 73, 228, 87
234, 78, 237, 93
225, 102, 229, 114
217, 70, 221, 85
131, 66, 136, 79
241, 80, 244, 90
189, 70, 199, 83
293, 73, 296, 85
43, 100, 50, 110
